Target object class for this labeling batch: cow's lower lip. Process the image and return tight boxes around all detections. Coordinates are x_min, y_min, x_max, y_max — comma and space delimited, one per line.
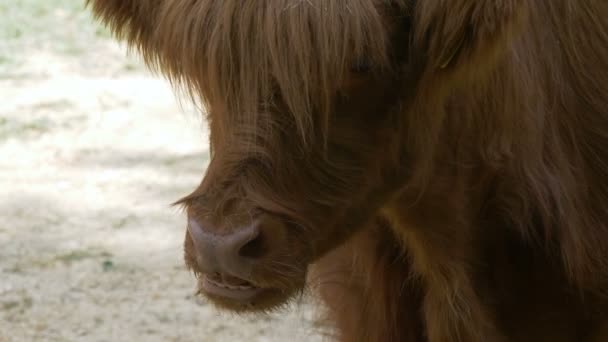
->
200, 275, 269, 302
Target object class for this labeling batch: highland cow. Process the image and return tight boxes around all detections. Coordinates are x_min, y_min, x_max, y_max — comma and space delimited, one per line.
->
88, 1, 608, 341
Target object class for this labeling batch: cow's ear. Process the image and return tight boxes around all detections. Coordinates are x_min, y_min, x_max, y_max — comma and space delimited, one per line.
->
86, 0, 159, 49
412, 0, 527, 78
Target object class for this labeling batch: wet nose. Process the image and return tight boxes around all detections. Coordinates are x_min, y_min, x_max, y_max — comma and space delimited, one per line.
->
187, 216, 286, 279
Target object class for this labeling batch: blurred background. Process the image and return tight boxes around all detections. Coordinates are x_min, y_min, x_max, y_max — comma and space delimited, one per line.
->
0, 1, 320, 341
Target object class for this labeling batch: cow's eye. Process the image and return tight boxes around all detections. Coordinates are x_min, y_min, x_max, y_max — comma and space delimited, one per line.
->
350, 59, 372, 74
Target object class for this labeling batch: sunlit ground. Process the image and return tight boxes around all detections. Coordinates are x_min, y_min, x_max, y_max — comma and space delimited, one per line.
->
0, 2, 320, 341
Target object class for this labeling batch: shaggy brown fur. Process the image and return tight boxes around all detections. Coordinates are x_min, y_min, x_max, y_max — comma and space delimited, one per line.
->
88, 0, 608, 341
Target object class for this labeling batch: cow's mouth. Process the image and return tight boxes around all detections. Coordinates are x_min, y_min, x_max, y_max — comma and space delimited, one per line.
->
198, 272, 284, 309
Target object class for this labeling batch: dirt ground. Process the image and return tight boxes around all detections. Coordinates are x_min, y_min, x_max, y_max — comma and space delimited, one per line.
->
0, 3, 323, 341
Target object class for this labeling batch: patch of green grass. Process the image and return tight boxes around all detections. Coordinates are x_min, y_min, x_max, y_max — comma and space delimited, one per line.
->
123, 62, 139, 72
0, 54, 11, 65
0, 1, 88, 39
101, 260, 115, 272
1, 301, 20, 311
154, 313, 171, 324
0, 104, 86, 141
112, 215, 137, 229
0, 0, 108, 62
22, 119, 53, 133
56, 250, 99, 264
95, 26, 112, 39
94, 316, 104, 325
0, 117, 52, 140
1, 296, 33, 313
56, 249, 113, 265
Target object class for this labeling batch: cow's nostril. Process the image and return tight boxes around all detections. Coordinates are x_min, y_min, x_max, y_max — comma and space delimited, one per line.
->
187, 215, 287, 280
239, 233, 267, 259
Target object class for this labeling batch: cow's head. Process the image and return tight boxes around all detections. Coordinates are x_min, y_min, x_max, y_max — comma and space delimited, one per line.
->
89, 0, 525, 311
